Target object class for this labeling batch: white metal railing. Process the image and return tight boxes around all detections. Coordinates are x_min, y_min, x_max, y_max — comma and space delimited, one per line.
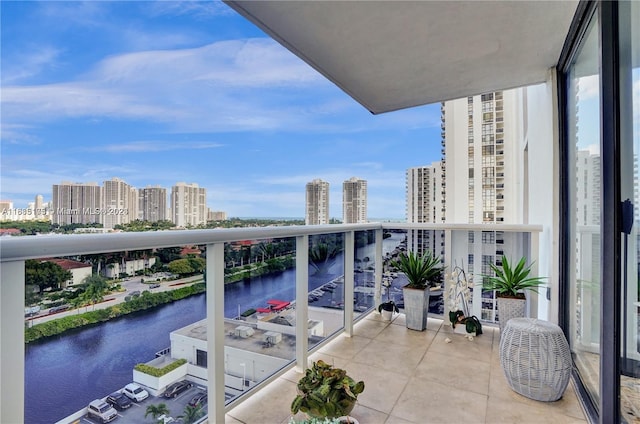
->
0, 222, 542, 423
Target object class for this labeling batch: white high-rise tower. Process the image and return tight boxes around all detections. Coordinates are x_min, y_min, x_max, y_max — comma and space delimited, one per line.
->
342, 177, 367, 224
305, 179, 330, 225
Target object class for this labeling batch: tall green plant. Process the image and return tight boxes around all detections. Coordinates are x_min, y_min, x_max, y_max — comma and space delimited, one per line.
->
482, 256, 546, 297
391, 250, 442, 289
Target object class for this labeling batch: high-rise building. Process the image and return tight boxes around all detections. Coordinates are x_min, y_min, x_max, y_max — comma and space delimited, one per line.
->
342, 177, 367, 224
305, 179, 330, 225
406, 163, 445, 256
51, 182, 102, 225
171, 182, 207, 227
139, 186, 167, 222
102, 178, 137, 228
439, 89, 528, 321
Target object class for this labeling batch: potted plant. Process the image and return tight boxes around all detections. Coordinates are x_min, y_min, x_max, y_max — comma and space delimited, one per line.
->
447, 265, 482, 336
391, 250, 442, 331
291, 360, 365, 420
377, 299, 399, 321
482, 256, 546, 334
377, 277, 399, 321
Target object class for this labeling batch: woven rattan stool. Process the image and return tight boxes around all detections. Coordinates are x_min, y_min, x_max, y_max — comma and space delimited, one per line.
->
500, 318, 572, 401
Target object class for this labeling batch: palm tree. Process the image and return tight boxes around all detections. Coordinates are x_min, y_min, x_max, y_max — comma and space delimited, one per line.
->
145, 403, 170, 422
178, 404, 204, 424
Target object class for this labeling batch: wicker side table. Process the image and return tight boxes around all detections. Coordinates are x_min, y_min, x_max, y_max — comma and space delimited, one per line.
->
500, 318, 572, 401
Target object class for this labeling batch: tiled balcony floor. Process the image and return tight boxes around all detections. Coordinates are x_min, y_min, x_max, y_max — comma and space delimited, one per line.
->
225, 313, 587, 424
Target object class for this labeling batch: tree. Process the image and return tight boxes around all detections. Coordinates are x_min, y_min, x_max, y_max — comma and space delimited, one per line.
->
168, 258, 194, 275
144, 403, 170, 422
25, 259, 72, 292
82, 274, 109, 310
178, 404, 204, 424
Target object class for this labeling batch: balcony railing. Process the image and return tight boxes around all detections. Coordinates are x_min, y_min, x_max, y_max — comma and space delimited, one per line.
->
0, 222, 542, 424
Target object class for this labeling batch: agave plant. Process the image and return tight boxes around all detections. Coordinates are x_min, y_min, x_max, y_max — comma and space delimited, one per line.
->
390, 250, 442, 290
291, 360, 365, 418
482, 256, 546, 298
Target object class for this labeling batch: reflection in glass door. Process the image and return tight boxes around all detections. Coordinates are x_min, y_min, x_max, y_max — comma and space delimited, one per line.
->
620, 1, 640, 421
566, 10, 601, 408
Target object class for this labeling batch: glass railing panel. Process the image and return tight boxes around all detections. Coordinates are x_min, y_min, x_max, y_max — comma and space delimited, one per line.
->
223, 237, 297, 406
24, 248, 208, 424
308, 232, 345, 350
353, 230, 378, 320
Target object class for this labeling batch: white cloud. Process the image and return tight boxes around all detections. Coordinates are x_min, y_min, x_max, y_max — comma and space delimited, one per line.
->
578, 74, 599, 100
1, 46, 63, 85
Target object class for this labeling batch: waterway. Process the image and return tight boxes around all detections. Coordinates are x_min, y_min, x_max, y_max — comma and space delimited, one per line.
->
25, 233, 405, 424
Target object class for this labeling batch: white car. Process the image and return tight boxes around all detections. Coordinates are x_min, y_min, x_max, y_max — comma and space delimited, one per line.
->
122, 383, 149, 402
87, 399, 118, 423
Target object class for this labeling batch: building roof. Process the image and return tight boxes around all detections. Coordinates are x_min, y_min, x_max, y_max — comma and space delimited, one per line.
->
225, 1, 578, 114
42, 258, 92, 270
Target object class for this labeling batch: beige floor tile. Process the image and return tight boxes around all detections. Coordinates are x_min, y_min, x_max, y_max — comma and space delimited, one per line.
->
389, 313, 443, 330
385, 415, 418, 424
353, 318, 390, 339
227, 377, 298, 424
350, 403, 391, 424
318, 334, 372, 359
415, 350, 491, 396
392, 378, 488, 423
342, 361, 410, 414
428, 329, 494, 363
489, 370, 587, 421
351, 339, 428, 376
225, 414, 245, 424
485, 394, 587, 423
373, 322, 438, 347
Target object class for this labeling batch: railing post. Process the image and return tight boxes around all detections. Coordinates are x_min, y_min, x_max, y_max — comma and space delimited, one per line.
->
295, 235, 309, 373
205, 243, 225, 424
443, 229, 453, 319
374, 229, 383, 312
529, 231, 540, 319
1, 260, 25, 424
344, 231, 355, 337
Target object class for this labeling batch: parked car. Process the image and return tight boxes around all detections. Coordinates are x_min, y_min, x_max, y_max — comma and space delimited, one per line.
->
106, 391, 132, 411
48, 304, 70, 315
129, 290, 141, 297
123, 383, 149, 402
163, 380, 193, 398
188, 391, 207, 408
87, 399, 118, 423
149, 283, 160, 289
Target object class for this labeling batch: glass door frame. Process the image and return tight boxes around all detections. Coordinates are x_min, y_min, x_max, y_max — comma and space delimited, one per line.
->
558, 1, 623, 422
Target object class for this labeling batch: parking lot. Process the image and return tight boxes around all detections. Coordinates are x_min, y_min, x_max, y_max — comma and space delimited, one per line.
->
81, 385, 207, 424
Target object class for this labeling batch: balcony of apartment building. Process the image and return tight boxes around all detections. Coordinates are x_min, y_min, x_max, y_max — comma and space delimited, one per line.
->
1, 1, 638, 423
2, 223, 586, 424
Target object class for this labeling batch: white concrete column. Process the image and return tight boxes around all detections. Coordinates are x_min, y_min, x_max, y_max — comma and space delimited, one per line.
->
205, 243, 225, 423
344, 231, 355, 337
295, 235, 309, 373
1, 260, 25, 424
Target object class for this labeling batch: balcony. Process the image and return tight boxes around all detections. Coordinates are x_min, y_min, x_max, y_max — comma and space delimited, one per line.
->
227, 314, 586, 424
0, 222, 580, 423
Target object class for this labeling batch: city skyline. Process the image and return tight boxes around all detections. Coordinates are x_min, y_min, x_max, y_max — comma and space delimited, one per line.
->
1, 1, 442, 220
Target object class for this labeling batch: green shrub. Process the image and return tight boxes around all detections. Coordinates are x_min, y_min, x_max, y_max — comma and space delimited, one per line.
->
134, 358, 187, 377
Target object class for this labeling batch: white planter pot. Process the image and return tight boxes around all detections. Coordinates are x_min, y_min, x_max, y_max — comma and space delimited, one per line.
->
497, 296, 526, 335
402, 287, 429, 331
380, 309, 393, 321
337, 416, 359, 424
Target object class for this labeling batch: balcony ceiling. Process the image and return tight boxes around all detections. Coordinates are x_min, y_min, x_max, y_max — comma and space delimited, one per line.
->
225, 1, 578, 114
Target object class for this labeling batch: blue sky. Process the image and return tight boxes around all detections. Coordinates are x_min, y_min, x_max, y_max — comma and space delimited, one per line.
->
1, 1, 442, 220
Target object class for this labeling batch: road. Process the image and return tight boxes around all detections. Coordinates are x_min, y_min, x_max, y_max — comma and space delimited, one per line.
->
26, 275, 203, 326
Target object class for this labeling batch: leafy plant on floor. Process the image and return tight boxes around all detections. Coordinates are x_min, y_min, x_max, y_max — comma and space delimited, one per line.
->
291, 360, 365, 418
482, 256, 546, 298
